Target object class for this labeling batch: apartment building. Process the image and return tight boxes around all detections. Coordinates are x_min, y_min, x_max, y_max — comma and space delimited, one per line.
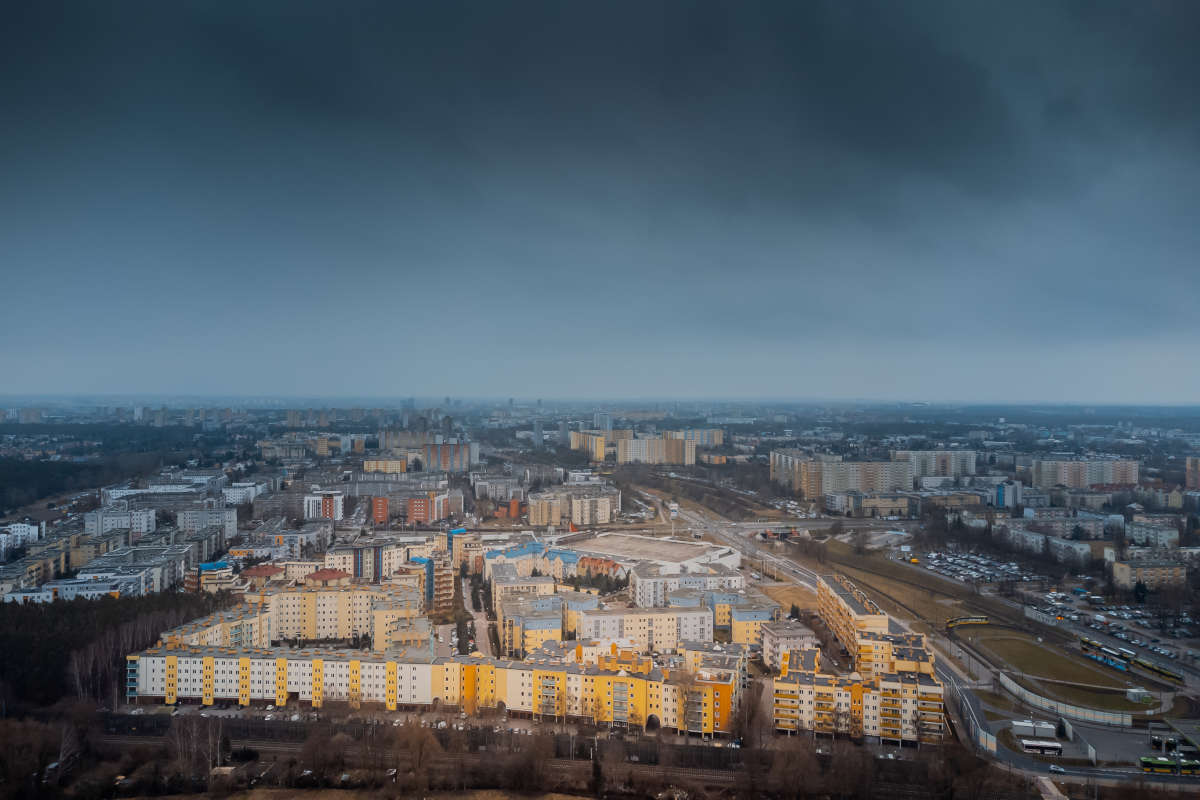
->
1112, 559, 1187, 591
569, 430, 607, 462
1031, 458, 1139, 489
527, 486, 621, 527
576, 606, 713, 652
1126, 521, 1179, 549
761, 620, 818, 670
162, 581, 427, 652
662, 428, 725, 447
371, 496, 389, 525
769, 451, 911, 499
363, 458, 408, 474
126, 646, 739, 735
616, 437, 696, 466
323, 538, 407, 583
4, 576, 142, 604
772, 654, 944, 745
817, 573, 889, 657
178, 507, 239, 542
500, 594, 564, 657
891, 450, 976, 480
304, 491, 345, 521
422, 440, 478, 473
84, 503, 157, 537
491, 564, 556, 615
406, 490, 457, 524
771, 574, 944, 745
222, 481, 269, 506
631, 563, 745, 608
731, 605, 777, 646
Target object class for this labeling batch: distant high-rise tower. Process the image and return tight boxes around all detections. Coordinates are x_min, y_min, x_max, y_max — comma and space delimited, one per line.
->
593, 411, 613, 432
533, 420, 544, 449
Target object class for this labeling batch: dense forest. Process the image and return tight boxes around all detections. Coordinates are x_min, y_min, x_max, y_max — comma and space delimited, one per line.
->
0, 456, 162, 510
0, 592, 233, 710
0, 423, 241, 511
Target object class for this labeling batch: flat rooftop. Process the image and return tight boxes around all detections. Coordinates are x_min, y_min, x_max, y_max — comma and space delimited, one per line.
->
571, 533, 723, 564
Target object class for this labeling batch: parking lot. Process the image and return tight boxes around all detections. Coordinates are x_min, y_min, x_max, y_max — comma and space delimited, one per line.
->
1081, 605, 1193, 661
907, 550, 1049, 585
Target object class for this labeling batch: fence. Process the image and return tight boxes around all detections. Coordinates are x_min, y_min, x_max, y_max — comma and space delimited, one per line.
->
997, 673, 1131, 727
942, 673, 996, 753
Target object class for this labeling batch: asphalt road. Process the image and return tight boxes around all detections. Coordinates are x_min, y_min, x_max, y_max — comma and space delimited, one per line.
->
464, 577, 493, 656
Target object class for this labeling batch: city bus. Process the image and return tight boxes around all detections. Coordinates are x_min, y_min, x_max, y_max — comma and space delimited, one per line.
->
1021, 740, 1063, 756
1141, 757, 1178, 774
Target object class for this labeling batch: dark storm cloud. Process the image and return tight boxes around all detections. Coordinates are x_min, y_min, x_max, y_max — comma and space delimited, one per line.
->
2, 1, 1199, 401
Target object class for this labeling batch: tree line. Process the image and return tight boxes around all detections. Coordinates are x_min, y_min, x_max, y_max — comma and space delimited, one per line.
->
0, 591, 233, 710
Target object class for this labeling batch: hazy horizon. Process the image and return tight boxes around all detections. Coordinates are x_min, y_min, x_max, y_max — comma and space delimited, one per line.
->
4, 2, 1199, 402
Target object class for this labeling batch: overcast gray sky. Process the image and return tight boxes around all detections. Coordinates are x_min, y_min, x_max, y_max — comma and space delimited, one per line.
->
2, 1, 1198, 402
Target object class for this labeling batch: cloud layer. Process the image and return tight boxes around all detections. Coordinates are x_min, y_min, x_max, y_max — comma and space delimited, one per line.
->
2, 1, 1199, 401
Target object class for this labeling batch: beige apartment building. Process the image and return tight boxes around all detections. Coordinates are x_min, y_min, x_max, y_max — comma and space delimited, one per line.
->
1032, 458, 1139, 489
616, 437, 695, 466
1112, 560, 1187, 591
569, 430, 607, 461
770, 451, 911, 499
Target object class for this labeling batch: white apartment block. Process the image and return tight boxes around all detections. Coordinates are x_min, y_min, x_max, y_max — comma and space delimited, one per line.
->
0, 523, 41, 556
222, 481, 268, 505
892, 450, 976, 479
84, 506, 157, 536
631, 564, 745, 608
304, 491, 345, 521
127, 647, 435, 708
178, 507, 238, 542
1126, 521, 1179, 549
575, 607, 713, 652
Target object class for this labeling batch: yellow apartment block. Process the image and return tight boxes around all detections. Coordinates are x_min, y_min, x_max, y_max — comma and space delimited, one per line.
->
129, 645, 739, 736
363, 458, 408, 473
569, 430, 607, 462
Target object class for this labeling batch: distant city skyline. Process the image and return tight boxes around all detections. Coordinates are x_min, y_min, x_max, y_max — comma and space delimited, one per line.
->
3, 2, 1199, 401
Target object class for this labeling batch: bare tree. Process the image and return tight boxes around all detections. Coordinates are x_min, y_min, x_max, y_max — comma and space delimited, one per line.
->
396, 721, 441, 790
769, 734, 821, 799
733, 680, 765, 748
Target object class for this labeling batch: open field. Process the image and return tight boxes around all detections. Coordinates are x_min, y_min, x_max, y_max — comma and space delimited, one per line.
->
968, 628, 1123, 687
761, 582, 818, 611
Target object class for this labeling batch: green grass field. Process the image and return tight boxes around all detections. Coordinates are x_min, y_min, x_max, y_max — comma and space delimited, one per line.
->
967, 628, 1147, 712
